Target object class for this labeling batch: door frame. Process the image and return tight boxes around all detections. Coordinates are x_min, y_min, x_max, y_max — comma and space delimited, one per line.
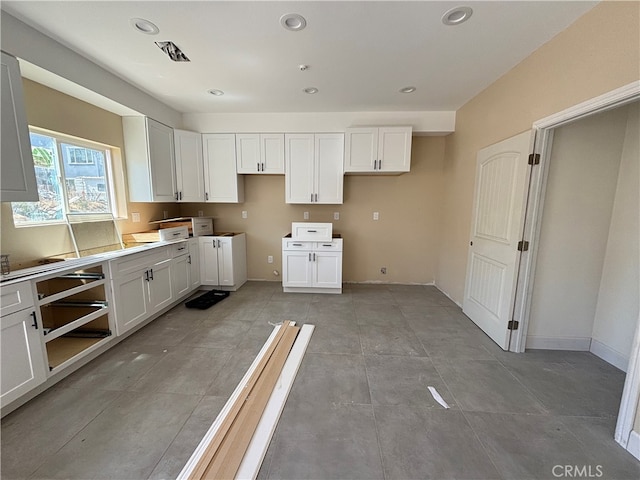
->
511, 80, 640, 455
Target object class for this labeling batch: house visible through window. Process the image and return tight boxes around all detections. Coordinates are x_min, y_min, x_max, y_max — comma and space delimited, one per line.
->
11, 129, 117, 225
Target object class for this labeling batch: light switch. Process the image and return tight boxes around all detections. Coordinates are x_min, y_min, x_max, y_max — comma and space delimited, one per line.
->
373, 212, 379, 220
334, 212, 340, 220
132, 212, 140, 223
303, 211, 309, 220
268, 255, 274, 264
242, 210, 248, 219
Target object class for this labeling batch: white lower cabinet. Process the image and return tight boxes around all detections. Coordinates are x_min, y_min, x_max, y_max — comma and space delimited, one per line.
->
282, 239, 343, 293
0, 282, 47, 409
109, 247, 174, 335
199, 233, 247, 290
188, 238, 201, 292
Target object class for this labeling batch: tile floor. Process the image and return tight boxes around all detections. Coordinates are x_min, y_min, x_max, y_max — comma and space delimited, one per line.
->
1, 282, 639, 480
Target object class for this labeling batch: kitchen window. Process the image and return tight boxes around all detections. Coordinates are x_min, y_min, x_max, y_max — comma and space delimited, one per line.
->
11, 128, 123, 226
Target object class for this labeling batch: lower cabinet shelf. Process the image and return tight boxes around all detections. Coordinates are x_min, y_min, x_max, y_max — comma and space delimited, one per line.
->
46, 334, 110, 370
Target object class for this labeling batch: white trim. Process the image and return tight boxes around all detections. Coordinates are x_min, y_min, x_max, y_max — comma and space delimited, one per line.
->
590, 339, 629, 373
616, 313, 640, 449
236, 324, 314, 479
176, 323, 286, 480
627, 430, 640, 461
525, 336, 591, 351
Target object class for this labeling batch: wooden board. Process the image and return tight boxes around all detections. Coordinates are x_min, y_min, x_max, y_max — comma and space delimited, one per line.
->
46, 336, 106, 368
188, 321, 295, 480
122, 230, 161, 243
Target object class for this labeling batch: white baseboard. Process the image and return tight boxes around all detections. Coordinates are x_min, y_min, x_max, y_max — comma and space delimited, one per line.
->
590, 339, 629, 372
525, 336, 591, 351
627, 430, 640, 461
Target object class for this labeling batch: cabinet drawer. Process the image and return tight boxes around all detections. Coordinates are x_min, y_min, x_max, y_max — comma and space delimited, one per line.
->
314, 240, 343, 251
0, 281, 34, 317
109, 247, 170, 278
192, 218, 214, 236
171, 241, 189, 258
283, 240, 313, 250
291, 222, 332, 242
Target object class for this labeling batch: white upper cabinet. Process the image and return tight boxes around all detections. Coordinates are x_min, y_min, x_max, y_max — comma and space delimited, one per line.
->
202, 133, 245, 203
344, 126, 412, 174
174, 129, 205, 202
236, 133, 285, 174
0, 51, 38, 202
123, 116, 176, 202
285, 133, 344, 204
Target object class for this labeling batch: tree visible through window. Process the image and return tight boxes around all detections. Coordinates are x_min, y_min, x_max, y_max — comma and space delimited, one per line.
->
11, 130, 114, 225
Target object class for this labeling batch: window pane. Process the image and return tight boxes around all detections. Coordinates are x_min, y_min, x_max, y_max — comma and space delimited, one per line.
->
11, 133, 64, 224
60, 143, 110, 214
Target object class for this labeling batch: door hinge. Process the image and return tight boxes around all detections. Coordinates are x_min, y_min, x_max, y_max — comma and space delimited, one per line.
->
517, 240, 529, 252
508, 320, 519, 330
528, 153, 540, 165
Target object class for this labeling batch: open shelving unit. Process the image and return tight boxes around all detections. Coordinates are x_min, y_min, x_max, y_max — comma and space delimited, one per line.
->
35, 263, 113, 371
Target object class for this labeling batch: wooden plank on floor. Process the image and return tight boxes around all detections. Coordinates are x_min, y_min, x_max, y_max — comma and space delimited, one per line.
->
187, 320, 293, 480
202, 324, 300, 479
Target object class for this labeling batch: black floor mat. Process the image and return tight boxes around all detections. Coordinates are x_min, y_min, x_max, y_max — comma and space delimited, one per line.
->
185, 290, 230, 309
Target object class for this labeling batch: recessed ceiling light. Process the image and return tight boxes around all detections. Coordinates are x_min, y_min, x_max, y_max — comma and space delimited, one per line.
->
400, 86, 416, 93
442, 6, 473, 26
208, 89, 224, 96
280, 13, 307, 31
130, 18, 159, 35
303, 87, 318, 94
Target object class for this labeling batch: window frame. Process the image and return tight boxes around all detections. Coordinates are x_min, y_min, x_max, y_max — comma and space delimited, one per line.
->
11, 127, 122, 227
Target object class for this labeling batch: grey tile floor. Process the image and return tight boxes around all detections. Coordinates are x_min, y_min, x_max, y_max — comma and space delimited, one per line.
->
2, 282, 639, 480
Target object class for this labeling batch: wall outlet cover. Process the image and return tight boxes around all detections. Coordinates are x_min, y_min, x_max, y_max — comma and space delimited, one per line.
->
303, 211, 309, 220
373, 212, 379, 220
131, 212, 140, 223
242, 210, 248, 219
334, 212, 340, 220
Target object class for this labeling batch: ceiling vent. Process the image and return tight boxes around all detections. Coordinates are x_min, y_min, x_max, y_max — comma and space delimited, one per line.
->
155, 41, 190, 62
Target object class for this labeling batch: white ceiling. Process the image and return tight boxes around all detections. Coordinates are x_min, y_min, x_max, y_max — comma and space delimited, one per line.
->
2, 1, 598, 114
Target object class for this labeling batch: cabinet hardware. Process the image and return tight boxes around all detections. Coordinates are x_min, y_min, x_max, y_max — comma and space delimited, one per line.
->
144, 270, 150, 281
313, 253, 316, 261
309, 253, 312, 261
149, 268, 154, 280
322, 244, 332, 247
314, 193, 318, 202
179, 191, 183, 200
261, 163, 265, 172
59, 273, 105, 280
205, 192, 209, 201
293, 243, 303, 246
187, 255, 192, 264
217, 239, 221, 248
31, 311, 38, 329
257, 162, 260, 172
175, 192, 179, 200
307, 230, 317, 233
310, 193, 313, 202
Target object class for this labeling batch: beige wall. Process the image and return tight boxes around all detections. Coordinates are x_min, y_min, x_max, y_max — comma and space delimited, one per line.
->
179, 136, 446, 283
0, 79, 178, 268
526, 106, 628, 346
436, 1, 640, 304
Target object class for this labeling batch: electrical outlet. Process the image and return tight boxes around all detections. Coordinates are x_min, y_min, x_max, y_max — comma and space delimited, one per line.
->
198, 210, 204, 217
131, 212, 140, 223
303, 211, 309, 220
381, 267, 387, 274
373, 212, 379, 220
242, 210, 248, 219
334, 212, 340, 220
268, 255, 274, 264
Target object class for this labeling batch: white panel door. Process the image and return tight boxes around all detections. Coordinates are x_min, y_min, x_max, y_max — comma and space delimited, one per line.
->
463, 130, 534, 350
147, 118, 176, 202
148, 259, 173, 313
235, 134, 261, 173
283, 251, 312, 287
315, 134, 344, 204
313, 251, 342, 288
261, 134, 285, 173
188, 239, 201, 291
174, 129, 205, 202
111, 271, 150, 335
217, 237, 235, 286
285, 134, 314, 203
199, 237, 220, 285
344, 127, 377, 172
378, 126, 412, 172
1, 308, 47, 408
172, 255, 191, 298
203, 134, 243, 203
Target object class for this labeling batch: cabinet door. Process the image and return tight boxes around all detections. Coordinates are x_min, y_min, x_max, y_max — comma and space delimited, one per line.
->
282, 251, 312, 287
1, 308, 47, 408
172, 255, 191, 299
285, 134, 314, 204
313, 251, 342, 288
378, 126, 412, 173
261, 134, 285, 174
344, 127, 377, 173
188, 239, 201, 291
315, 134, 344, 204
0, 52, 38, 202
111, 270, 150, 335
199, 237, 219, 285
203, 134, 245, 203
148, 259, 173, 313
235, 134, 261, 173
174, 129, 205, 202
216, 237, 235, 286
147, 118, 177, 202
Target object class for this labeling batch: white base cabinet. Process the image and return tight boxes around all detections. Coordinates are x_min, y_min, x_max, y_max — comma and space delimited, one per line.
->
109, 247, 174, 335
282, 238, 343, 293
0, 282, 47, 408
344, 126, 412, 174
199, 233, 247, 290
